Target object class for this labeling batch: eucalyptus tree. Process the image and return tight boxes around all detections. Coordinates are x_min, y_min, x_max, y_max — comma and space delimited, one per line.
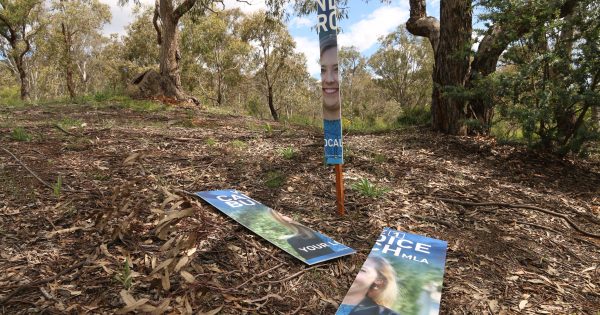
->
0, 0, 44, 100
120, 0, 235, 103
123, 7, 160, 69
368, 27, 433, 108
50, 0, 110, 98
338, 46, 365, 114
181, 9, 249, 106
241, 11, 295, 121
405, 0, 584, 135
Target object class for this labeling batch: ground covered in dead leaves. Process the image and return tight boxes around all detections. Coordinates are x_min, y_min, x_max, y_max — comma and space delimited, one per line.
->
1, 102, 599, 314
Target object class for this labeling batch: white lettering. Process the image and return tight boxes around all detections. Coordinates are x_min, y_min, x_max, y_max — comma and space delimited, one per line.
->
415, 243, 431, 254
381, 244, 402, 256
316, 0, 326, 11
225, 201, 242, 207
398, 239, 413, 249
238, 199, 256, 206
216, 195, 232, 201
328, 10, 337, 31
324, 138, 342, 147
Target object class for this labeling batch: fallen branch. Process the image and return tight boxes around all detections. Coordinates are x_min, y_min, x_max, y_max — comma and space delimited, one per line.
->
0, 260, 90, 305
0, 147, 89, 194
1, 147, 54, 190
412, 215, 452, 228
235, 262, 285, 290
437, 197, 600, 239
53, 124, 77, 136
45, 225, 93, 238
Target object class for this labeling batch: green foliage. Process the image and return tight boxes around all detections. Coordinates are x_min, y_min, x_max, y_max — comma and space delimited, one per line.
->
263, 123, 273, 134
351, 178, 390, 198
205, 137, 217, 146
342, 116, 392, 133
123, 7, 159, 68
264, 170, 285, 188
231, 140, 247, 150
92, 90, 122, 102
52, 176, 62, 198
279, 147, 296, 159
181, 9, 249, 106
115, 257, 133, 290
11, 127, 32, 141
490, 118, 525, 144
478, 0, 600, 155
0, 86, 27, 107
373, 153, 387, 163
368, 27, 434, 107
58, 117, 83, 129
396, 106, 431, 127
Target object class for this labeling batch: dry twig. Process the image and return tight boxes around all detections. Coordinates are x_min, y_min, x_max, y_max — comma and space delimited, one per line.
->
0, 147, 89, 194
53, 123, 77, 136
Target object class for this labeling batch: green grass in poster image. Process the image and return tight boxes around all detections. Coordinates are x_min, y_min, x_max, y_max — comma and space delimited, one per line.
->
235, 210, 301, 260
390, 259, 445, 315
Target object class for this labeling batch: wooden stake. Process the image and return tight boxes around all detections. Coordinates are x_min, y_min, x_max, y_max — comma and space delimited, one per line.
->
335, 164, 345, 215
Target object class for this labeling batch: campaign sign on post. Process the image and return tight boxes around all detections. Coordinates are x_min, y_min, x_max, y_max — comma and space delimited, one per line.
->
336, 228, 448, 315
196, 190, 355, 265
318, 0, 343, 165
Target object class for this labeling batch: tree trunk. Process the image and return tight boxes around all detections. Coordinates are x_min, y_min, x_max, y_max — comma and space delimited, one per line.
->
130, 0, 200, 105
407, 0, 473, 135
592, 106, 600, 128
407, 0, 579, 136
431, 0, 472, 135
158, 0, 186, 100
268, 86, 278, 121
61, 5, 77, 99
65, 64, 76, 98
466, 25, 504, 133
15, 57, 30, 100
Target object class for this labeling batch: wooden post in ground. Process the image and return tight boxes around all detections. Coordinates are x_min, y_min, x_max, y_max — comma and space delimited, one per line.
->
335, 164, 345, 215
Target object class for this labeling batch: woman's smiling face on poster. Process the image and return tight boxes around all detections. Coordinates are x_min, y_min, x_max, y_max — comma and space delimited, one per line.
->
348, 259, 379, 294
320, 46, 341, 120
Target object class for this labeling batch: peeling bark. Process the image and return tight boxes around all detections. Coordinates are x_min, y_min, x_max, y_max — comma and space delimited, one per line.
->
406, 0, 471, 135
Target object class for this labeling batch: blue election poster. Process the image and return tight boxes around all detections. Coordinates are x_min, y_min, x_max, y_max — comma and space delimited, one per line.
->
336, 228, 448, 315
318, 0, 343, 165
196, 189, 355, 265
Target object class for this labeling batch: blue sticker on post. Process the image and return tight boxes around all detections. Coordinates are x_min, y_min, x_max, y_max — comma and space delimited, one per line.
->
196, 189, 355, 265
318, 0, 343, 165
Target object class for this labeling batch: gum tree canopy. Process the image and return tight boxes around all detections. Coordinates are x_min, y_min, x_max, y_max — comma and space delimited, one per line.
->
405, 0, 581, 135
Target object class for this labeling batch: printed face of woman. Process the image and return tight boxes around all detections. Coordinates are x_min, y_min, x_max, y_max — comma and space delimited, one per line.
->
348, 259, 378, 295
320, 46, 341, 120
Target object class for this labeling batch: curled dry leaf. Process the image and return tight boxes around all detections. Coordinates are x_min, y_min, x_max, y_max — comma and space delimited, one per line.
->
519, 299, 528, 310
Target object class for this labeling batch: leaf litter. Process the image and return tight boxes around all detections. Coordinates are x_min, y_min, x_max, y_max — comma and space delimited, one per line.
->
0, 103, 599, 314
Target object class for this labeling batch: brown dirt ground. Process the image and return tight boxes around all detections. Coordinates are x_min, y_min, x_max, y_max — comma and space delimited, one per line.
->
1, 103, 599, 314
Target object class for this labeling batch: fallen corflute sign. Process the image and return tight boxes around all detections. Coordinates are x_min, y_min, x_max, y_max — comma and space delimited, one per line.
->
196, 189, 355, 265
